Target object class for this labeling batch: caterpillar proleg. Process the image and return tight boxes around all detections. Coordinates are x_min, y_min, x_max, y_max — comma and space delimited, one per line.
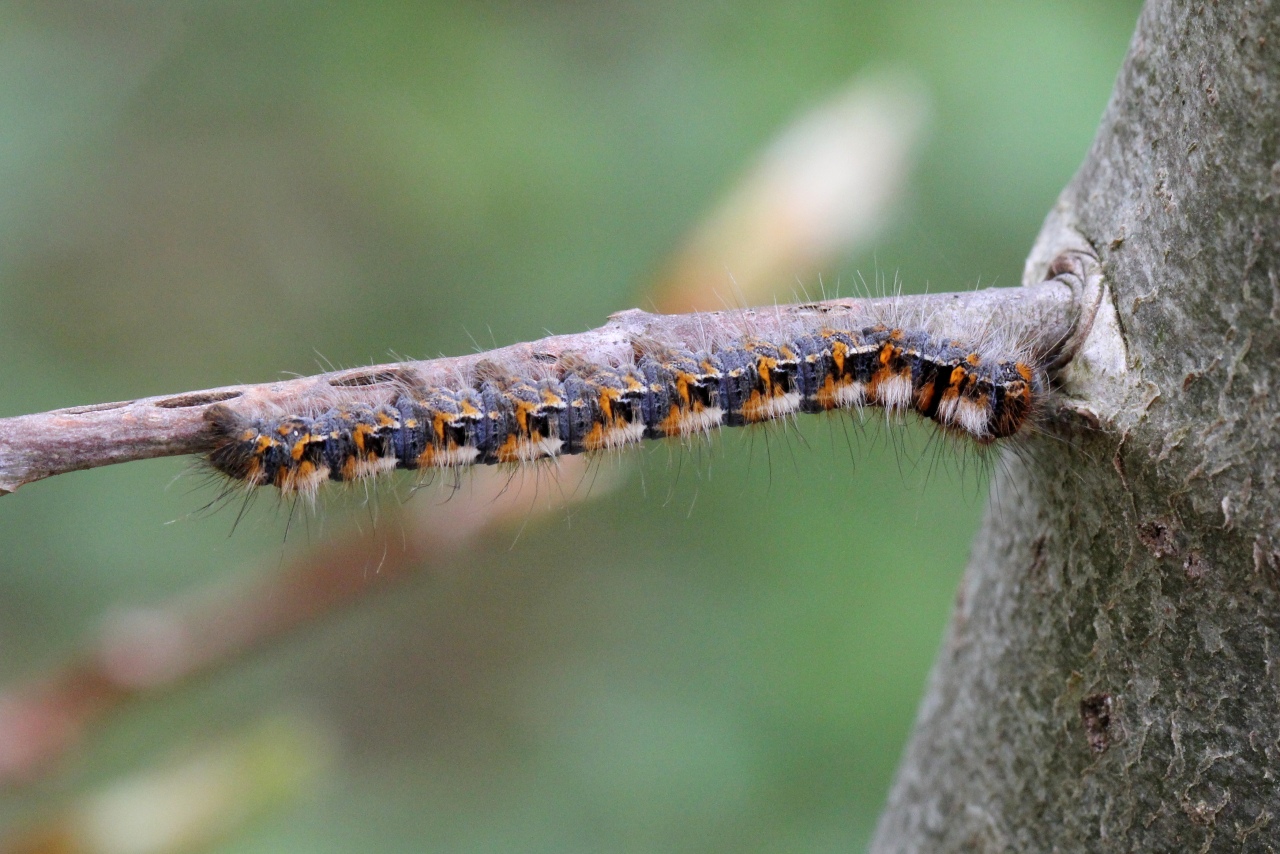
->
204, 289, 1068, 496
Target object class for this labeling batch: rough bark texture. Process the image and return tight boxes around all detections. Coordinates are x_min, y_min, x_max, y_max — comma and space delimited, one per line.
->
874, 1, 1280, 851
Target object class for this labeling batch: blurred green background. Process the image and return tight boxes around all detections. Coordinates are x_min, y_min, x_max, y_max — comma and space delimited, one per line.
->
0, 2, 1140, 851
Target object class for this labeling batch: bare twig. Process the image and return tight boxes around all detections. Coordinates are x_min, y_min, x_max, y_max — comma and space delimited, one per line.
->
0, 460, 611, 785
0, 284, 1081, 495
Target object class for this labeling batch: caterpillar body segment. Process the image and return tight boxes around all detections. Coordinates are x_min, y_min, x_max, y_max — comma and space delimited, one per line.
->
206, 316, 1046, 494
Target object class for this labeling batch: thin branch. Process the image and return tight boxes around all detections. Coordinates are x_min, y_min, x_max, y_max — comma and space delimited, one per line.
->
0, 282, 1083, 495
0, 461, 611, 785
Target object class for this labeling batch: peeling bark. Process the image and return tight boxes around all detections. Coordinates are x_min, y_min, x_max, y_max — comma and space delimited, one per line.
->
874, 1, 1280, 851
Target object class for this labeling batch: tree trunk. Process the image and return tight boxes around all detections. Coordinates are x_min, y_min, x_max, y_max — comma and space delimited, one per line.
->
873, 1, 1280, 851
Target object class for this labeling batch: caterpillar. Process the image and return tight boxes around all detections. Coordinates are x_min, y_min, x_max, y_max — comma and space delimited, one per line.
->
203, 300, 1048, 496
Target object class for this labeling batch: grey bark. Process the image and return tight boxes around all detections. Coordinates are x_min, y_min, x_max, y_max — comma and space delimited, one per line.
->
874, 1, 1280, 852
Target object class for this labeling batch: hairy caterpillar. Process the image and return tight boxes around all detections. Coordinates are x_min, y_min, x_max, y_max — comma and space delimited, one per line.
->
203, 296, 1051, 496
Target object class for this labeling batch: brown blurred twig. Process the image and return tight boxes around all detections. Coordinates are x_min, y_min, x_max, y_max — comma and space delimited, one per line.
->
0, 460, 608, 786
